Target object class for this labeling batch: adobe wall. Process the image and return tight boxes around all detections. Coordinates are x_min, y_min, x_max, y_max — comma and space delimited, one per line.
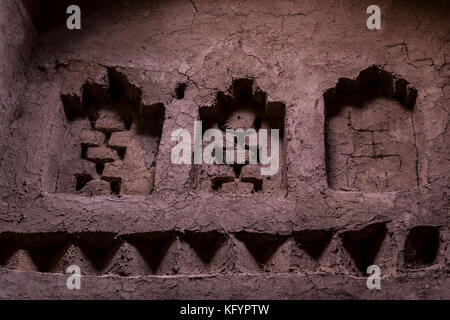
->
0, 0, 448, 299
0, 0, 34, 189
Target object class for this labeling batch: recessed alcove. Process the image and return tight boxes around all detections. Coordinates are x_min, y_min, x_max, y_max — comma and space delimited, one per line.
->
195, 78, 286, 194
403, 226, 440, 269
56, 69, 165, 196
324, 66, 419, 192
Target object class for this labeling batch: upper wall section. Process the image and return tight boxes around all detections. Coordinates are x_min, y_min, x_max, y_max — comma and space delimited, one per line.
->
21, 0, 114, 33
1, 0, 448, 201
26, 0, 448, 194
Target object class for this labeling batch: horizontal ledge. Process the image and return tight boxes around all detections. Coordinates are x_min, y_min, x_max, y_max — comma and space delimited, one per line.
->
0, 190, 446, 234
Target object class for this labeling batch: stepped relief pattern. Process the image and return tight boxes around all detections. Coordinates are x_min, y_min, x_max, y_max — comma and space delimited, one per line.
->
58, 69, 165, 195
195, 78, 286, 194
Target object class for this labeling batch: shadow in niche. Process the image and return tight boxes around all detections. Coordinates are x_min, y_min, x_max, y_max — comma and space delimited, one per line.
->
403, 226, 440, 269
0, 233, 71, 272
64, 68, 165, 127
73, 232, 121, 271
175, 83, 187, 100
323, 65, 417, 118
122, 232, 176, 274
182, 231, 227, 264
0, 233, 30, 267
234, 232, 287, 265
341, 222, 388, 275
27, 233, 70, 272
294, 230, 333, 260
199, 79, 285, 134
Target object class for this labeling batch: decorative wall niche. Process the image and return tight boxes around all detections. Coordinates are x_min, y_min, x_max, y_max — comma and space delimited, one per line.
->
195, 79, 286, 194
324, 66, 419, 192
57, 69, 165, 196
403, 226, 440, 269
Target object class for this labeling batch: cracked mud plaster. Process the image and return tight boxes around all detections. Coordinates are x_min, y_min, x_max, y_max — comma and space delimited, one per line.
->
0, 0, 448, 299
327, 99, 417, 192
324, 66, 419, 192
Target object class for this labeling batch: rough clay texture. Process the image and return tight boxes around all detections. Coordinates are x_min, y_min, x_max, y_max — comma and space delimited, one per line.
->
0, 0, 449, 299
196, 79, 286, 194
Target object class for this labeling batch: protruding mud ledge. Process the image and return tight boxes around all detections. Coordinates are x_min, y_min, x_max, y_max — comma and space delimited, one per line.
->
0, 189, 446, 234
0, 270, 448, 299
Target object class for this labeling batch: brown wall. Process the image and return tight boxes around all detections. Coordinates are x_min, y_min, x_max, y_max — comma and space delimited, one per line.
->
0, 0, 448, 299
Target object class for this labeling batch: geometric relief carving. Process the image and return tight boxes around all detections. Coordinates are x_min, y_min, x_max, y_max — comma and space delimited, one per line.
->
0, 224, 406, 276
196, 78, 286, 194
58, 69, 165, 195
324, 65, 418, 192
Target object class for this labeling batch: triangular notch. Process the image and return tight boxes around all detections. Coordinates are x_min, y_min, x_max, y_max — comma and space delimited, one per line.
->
182, 231, 227, 264
234, 232, 287, 265
295, 230, 333, 260
342, 222, 388, 274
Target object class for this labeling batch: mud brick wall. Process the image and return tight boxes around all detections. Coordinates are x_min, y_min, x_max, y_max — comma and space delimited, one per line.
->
0, 0, 448, 299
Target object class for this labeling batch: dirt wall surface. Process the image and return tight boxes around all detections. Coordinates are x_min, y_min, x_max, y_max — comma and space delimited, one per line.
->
0, 0, 449, 299
0, 0, 35, 186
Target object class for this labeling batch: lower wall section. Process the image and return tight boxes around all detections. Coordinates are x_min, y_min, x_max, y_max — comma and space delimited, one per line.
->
0, 270, 448, 300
